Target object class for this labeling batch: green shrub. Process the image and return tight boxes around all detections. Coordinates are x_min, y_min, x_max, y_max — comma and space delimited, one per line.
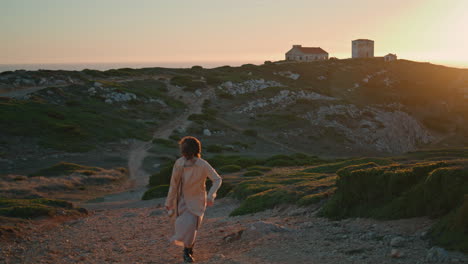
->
242, 129, 257, 137
246, 165, 271, 172
243, 170, 263, 177
206, 144, 224, 153
219, 165, 242, 173
0, 198, 83, 219
142, 185, 170, 200
230, 188, 299, 216
303, 158, 393, 174
319, 159, 468, 252
148, 161, 175, 187
153, 138, 177, 148
430, 195, 468, 253
30, 162, 100, 177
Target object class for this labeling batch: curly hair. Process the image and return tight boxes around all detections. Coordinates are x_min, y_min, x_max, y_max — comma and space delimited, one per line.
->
179, 136, 201, 159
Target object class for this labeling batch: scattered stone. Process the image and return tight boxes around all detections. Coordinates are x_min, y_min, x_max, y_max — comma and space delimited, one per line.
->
242, 221, 289, 240
420, 231, 429, 240
105, 99, 113, 104
149, 210, 164, 217
203, 129, 212, 136
426, 247, 449, 263
390, 236, 406, 247
223, 230, 244, 243
390, 249, 403, 258
218, 79, 283, 95
122, 212, 138, 218
194, 89, 202, 96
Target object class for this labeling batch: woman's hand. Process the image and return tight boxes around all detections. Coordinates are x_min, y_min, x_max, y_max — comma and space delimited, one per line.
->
207, 199, 214, 207
165, 205, 173, 211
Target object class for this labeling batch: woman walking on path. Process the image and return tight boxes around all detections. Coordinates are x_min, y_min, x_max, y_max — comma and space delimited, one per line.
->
165, 136, 222, 263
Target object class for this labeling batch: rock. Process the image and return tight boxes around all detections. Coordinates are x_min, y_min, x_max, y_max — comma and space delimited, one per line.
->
94, 82, 103, 87
246, 221, 289, 234
420, 231, 429, 240
390, 236, 406, 247
390, 249, 403, 258
194, 89, 202, 96
105, 99, 113, 104
223, 230, 244, 243
426, 247, 449, 263
360, 231, 378, 240
149, 210, 164, 216
223, 81, 233, 89
203, 129, 212, 136
47, 90, 54, 95
122, 212, 138, 218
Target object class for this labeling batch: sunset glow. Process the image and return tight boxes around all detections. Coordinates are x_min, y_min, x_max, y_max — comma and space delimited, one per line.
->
1, 0, 467, 68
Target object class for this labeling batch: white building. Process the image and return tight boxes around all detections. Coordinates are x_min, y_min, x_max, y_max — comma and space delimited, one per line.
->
352, 39, 374, 58
285, 45, 329, 62
384, 53, 397, 62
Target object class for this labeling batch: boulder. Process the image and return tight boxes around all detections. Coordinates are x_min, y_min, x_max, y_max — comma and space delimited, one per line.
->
426, 247, 449, 263
390, 236, 406, 247
203, 129, 212, 136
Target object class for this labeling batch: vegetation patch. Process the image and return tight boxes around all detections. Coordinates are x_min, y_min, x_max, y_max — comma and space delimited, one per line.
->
153, 138, 178, 148
229, 171, 337, 216
0, 198, 86, 219
303, 158, 393, 174
142, 185, 170, 200
219, 165, 242, 173
318, 157, 468, 253
30, 162, 101, 177
243, 170, 263, 177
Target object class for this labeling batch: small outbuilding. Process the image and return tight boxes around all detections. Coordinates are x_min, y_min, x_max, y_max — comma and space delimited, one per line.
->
384, 53, 397, 62
285, 45, 328, 62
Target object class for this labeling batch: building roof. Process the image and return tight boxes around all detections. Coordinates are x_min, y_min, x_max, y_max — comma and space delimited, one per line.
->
385, 53, 397, 57
296, 47, 328, 54
353, 39, 374, 42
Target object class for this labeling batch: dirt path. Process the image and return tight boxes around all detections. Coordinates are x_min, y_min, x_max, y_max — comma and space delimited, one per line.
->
3, 197, 467, 264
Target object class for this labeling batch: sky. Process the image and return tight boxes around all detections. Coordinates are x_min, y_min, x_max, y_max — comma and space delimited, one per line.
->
1, 0, 467, 68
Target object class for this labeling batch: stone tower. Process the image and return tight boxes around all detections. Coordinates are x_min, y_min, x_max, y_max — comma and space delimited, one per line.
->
352, 39, 374, 58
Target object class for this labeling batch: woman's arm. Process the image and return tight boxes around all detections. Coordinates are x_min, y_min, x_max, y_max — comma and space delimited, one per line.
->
165, 161, 181, 210
206, 163, 222, 204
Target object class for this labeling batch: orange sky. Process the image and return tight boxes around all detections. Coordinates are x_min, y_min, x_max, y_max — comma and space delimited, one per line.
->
1, 0, 467, 68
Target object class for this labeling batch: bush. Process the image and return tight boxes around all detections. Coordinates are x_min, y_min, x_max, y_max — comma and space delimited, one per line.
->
148, 161, 175, 187
206, 144, 224, 153
243, 170, 263, 177
246, 165, 271, 172
318, 159, 468, 252
142, 185, 170, 200
242, 129, 257, 137
153, 138, 177, 148
0, 198, 84, 219
30, 162, 100, 177
219, 164, 242, 173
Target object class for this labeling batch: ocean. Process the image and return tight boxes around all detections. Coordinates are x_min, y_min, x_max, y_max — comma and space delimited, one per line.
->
0, 61, 262, 73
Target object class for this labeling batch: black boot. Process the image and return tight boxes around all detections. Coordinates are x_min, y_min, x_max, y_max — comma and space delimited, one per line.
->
183, 247, 194, 263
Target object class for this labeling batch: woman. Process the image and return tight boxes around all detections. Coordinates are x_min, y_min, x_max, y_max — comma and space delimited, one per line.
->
165, 136, 222, 263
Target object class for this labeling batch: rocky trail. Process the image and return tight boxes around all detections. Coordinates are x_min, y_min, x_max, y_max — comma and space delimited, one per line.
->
4, 196, 467, 264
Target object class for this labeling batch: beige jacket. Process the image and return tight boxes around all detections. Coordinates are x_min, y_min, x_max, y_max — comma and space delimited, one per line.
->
165, 157, 222, 217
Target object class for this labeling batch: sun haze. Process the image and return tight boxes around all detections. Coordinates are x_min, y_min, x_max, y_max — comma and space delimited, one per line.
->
0, 0, 467, 68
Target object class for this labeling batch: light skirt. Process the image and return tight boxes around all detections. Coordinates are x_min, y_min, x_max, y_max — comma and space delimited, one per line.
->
170, 196, 203, 248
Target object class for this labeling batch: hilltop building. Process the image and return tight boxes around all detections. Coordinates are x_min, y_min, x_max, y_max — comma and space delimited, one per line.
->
352, 39, 374, 58
285, 45, 329, 62
384, 53, 397, 62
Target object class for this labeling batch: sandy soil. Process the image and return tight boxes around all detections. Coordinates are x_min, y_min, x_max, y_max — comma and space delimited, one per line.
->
2, 195, 467, 264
